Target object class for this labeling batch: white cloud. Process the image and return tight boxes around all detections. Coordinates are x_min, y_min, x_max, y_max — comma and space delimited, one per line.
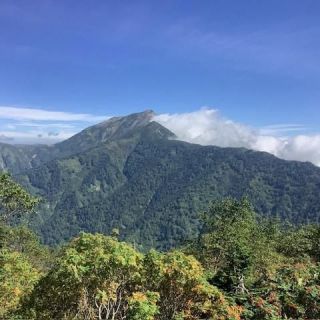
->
13, 122, 76, 129
0, 106, 107, 122
154, 108, 320, 166
154, 109, 254, 148
271, 135, 320, 166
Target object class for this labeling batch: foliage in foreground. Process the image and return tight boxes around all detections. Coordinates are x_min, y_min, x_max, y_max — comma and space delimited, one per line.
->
1, 173, 320, 319
16, 233, 228, 320
188, 198, 320, 319
4, 221, 320, 320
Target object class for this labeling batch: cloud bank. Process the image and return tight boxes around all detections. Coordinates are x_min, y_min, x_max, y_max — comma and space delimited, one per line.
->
154, 108, 320, 166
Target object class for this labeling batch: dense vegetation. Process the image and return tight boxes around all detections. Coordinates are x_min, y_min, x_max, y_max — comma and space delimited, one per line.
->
1, 111, 320, 250
1, 173, 320, 319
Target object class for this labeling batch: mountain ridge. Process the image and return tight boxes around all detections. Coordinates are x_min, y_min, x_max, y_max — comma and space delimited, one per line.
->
1, 110, 320, 249
0, 110, 164, 172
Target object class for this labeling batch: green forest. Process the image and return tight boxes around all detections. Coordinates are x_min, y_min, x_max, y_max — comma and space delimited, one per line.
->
1, 173, 320, 320
2, 111, 320, 252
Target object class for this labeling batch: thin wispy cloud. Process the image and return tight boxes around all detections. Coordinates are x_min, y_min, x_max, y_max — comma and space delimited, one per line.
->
0, 106, 107, 122
0, 105, 108, 144
260, 124, 309, 135
12, 122, 76, 129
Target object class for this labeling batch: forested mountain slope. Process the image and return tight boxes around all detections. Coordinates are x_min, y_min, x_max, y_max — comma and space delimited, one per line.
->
2, 111, 320, 250
0, 142, 35, 173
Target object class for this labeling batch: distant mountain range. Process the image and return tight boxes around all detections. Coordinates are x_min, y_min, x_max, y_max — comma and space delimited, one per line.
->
1, 110, 320, 250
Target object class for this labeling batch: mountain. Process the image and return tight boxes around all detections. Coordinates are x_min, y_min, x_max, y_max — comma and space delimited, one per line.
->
2, 110, 320, 250
1, 110, 158, 171
0, 142, 35, 173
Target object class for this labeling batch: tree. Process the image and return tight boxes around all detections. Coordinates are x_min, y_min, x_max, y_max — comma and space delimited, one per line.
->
143, 249, 229, 320
188, 198, 320, 319
193, 198, 257, 292
277, 224, 320, 262
19, 233, 233, 320
20, 233, 145, 319
190, 198, 283, 293
0, 173, 39, 223
127, 291, 159, 320
0, 249, 40, 318
0, 173, 42, 318
237, 262, 320, 320
0, 224, 53, 271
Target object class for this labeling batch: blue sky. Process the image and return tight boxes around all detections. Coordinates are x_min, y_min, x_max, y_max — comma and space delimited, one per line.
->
0, 0, 320, 164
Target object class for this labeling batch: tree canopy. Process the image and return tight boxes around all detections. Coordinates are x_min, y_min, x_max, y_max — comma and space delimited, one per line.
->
1, 174, 320, 319
0, 173, 39, 223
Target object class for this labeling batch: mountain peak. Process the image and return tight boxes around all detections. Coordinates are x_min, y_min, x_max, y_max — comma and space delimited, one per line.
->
52, 109, 172, 157
98, 109, 155, 128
